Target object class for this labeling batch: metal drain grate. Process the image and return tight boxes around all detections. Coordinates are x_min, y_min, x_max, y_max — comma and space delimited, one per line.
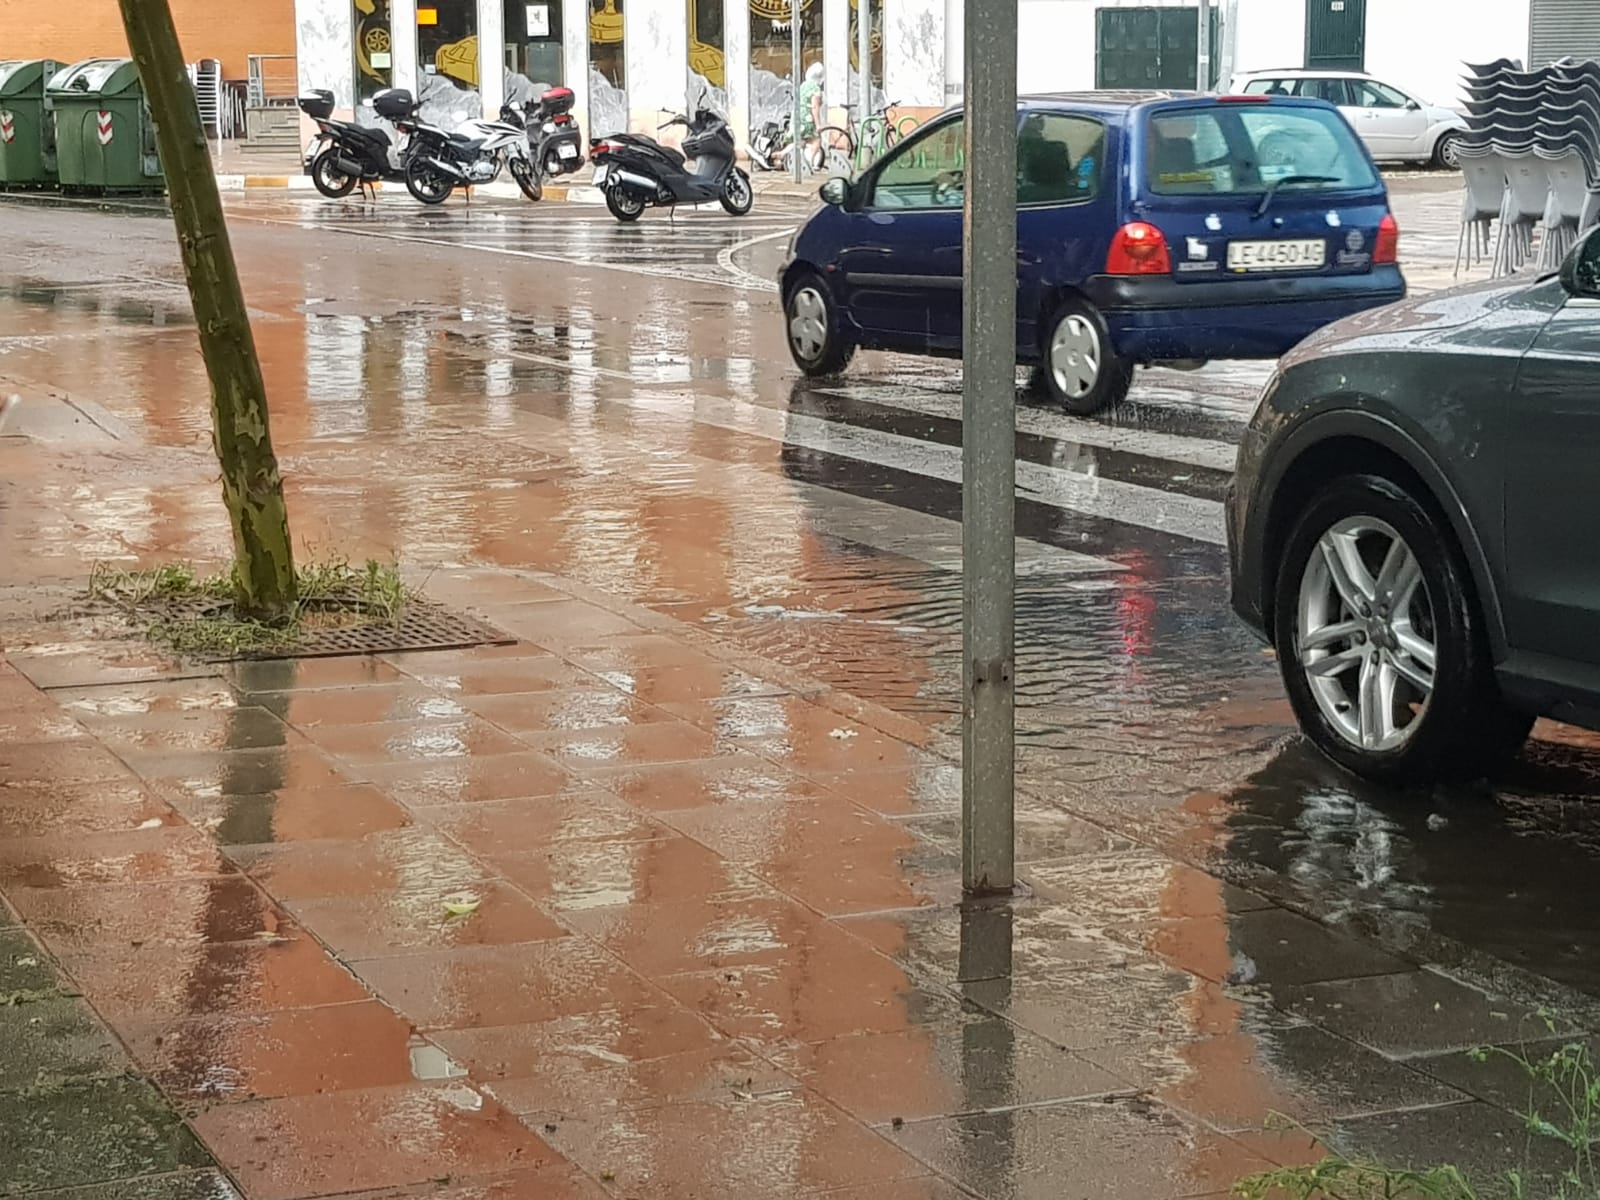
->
202, 600, 515, 663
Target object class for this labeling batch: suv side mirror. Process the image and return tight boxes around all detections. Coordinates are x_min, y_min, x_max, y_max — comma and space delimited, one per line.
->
1404, 98, 1421, 111
1560, 226, 1600, 298
819, 177, 849, 206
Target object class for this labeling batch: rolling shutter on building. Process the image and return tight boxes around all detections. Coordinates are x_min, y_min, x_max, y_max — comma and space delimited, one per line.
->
1530, 0, 1600, 65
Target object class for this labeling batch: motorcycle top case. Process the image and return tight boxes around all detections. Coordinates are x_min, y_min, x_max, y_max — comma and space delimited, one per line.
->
538, 86, 576, 116
298, 89, 335, 119
372, 88, 417, 120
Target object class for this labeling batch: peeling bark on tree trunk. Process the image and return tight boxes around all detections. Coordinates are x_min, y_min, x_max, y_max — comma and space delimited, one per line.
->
116, 0, 297, 620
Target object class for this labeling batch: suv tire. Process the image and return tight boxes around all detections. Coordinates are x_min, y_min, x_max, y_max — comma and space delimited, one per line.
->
1272, 473, 1532, 784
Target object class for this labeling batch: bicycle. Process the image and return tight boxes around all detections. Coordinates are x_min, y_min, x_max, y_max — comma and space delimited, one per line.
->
813, 101, 921, 174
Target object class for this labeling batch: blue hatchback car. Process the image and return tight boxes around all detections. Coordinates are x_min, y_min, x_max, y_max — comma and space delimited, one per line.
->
779, 91, 1406, 414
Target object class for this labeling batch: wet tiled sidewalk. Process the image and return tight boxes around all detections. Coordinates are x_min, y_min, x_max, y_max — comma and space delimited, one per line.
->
0, 565, 1591, 1198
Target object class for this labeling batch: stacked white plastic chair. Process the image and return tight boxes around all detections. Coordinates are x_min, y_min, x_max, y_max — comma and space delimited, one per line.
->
1457, 58, 1600, 278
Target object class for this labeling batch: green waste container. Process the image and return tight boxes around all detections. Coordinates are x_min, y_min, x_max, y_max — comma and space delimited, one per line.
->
47, 58, 163, 193
0, 60, 61, 187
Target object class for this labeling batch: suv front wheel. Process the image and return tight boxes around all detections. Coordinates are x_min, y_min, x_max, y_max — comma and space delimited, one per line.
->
1272, 473, 1532, 783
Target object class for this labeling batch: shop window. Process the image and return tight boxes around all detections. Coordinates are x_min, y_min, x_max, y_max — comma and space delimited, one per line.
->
354, 0, 394, 106
689, 0, 725, 108
507, 0, 563, 87
749, 0, 823, 134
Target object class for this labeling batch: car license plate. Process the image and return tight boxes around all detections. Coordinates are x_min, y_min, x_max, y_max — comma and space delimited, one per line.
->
1222, 238, 1324, 272
557, 142, 578, 159
592, 164, 607, 186
1227, 239, 1326, 271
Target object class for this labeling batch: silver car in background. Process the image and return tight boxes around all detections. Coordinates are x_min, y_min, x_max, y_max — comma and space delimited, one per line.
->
1230, 69, 1469, 168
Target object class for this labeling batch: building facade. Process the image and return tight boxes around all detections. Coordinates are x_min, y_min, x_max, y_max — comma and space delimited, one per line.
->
290, 0, 1600, 153
0, 0, 295, 79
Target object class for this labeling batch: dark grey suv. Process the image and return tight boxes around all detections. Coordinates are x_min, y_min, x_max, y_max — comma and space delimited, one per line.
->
1229, 225, 1600, 783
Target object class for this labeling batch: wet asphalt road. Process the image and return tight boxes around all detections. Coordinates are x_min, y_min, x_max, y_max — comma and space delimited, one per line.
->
6, 179, 1600, 1009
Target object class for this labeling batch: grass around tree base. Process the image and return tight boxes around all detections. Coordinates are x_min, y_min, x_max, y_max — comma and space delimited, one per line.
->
86, 558, 412, 658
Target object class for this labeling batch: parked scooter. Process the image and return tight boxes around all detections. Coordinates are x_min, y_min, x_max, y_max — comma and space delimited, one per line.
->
525, 86, 585, 182
590, 108, 753, 223
403, 101, 541, 204
299, 87, 419, 199
748, 113, 793, 173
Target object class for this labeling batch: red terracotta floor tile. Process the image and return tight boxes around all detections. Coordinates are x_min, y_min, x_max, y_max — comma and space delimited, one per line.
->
661, 803, 958, 917
416, 792, 673, 857
288, 881, 566, 959
483, 835, 765, 913
518, 721, 729, 771
583, 663, 791, 707
562, 896, 852, 980
525, 836, 771, 913
132, 745, 356, 798
656, 936, 961, 1045
303, 717, 528, 764
488, 600, 646, 644
122, 1000, 418, 1102
0, 738, 136, 784
403, 569, 569, 607
229, 829, 490, 902
7, 644, 211, 690
700, 700, 931, 774
0, 778, 177, 839
0, 706, 85, 742
541, 1092, 927, 1198
584, 756, 838, 814
173, 783, 413, 846
0, 825, 228, 889
556, 636, 732, 673
806, 764, 962, 818
258, 685, 473, 728
9, 875, 278, 949
360, 752, 575, 806
390, 657, 599, 698
191, 1082, 560, 1200
77, 707, 302, 754
488, 1041, 792, 1117
350, 941, 661, 1030
663, 695, 880, 747
461, 689, 673, 736
59, 933, 370, 1020
432, 1004, 722, 1091
54, 678, 241, 717
330, 1164, 610, 1199
227, 656, 408, 693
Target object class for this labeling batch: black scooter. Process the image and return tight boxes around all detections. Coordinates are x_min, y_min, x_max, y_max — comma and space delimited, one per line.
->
524, 86, 585, 182
590, 109, 753, 223
299, 87, 418, 199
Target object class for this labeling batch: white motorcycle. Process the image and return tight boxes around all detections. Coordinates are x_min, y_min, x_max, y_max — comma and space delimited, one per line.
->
402, 101, 542, 204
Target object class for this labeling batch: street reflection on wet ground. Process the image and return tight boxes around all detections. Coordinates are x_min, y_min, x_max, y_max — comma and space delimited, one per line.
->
2, 179, 1598, 1195
3, 188, 1597, 998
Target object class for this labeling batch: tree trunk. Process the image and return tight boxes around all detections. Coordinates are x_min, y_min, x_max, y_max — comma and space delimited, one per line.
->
115, 0, 297, 620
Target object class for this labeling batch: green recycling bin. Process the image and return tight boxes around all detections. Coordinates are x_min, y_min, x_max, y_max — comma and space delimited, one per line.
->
0, 60, 61, 187
47, 58, 163, 193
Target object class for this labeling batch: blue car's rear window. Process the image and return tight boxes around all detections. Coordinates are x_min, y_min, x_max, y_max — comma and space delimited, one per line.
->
1144, 104, 1378, 196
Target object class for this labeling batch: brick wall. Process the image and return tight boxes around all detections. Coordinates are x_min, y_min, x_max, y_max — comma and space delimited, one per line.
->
0, 0, 296, 81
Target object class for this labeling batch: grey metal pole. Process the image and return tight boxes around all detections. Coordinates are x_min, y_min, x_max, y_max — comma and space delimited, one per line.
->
1219, 0, 1240, 92
857, 0, 871, 127
1196, 0, 1211, 90
792, 0, 805, 183
961, 0, 1017, 895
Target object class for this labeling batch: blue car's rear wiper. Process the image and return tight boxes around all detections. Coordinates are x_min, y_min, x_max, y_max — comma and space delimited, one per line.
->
1255, 174, 1340, 218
